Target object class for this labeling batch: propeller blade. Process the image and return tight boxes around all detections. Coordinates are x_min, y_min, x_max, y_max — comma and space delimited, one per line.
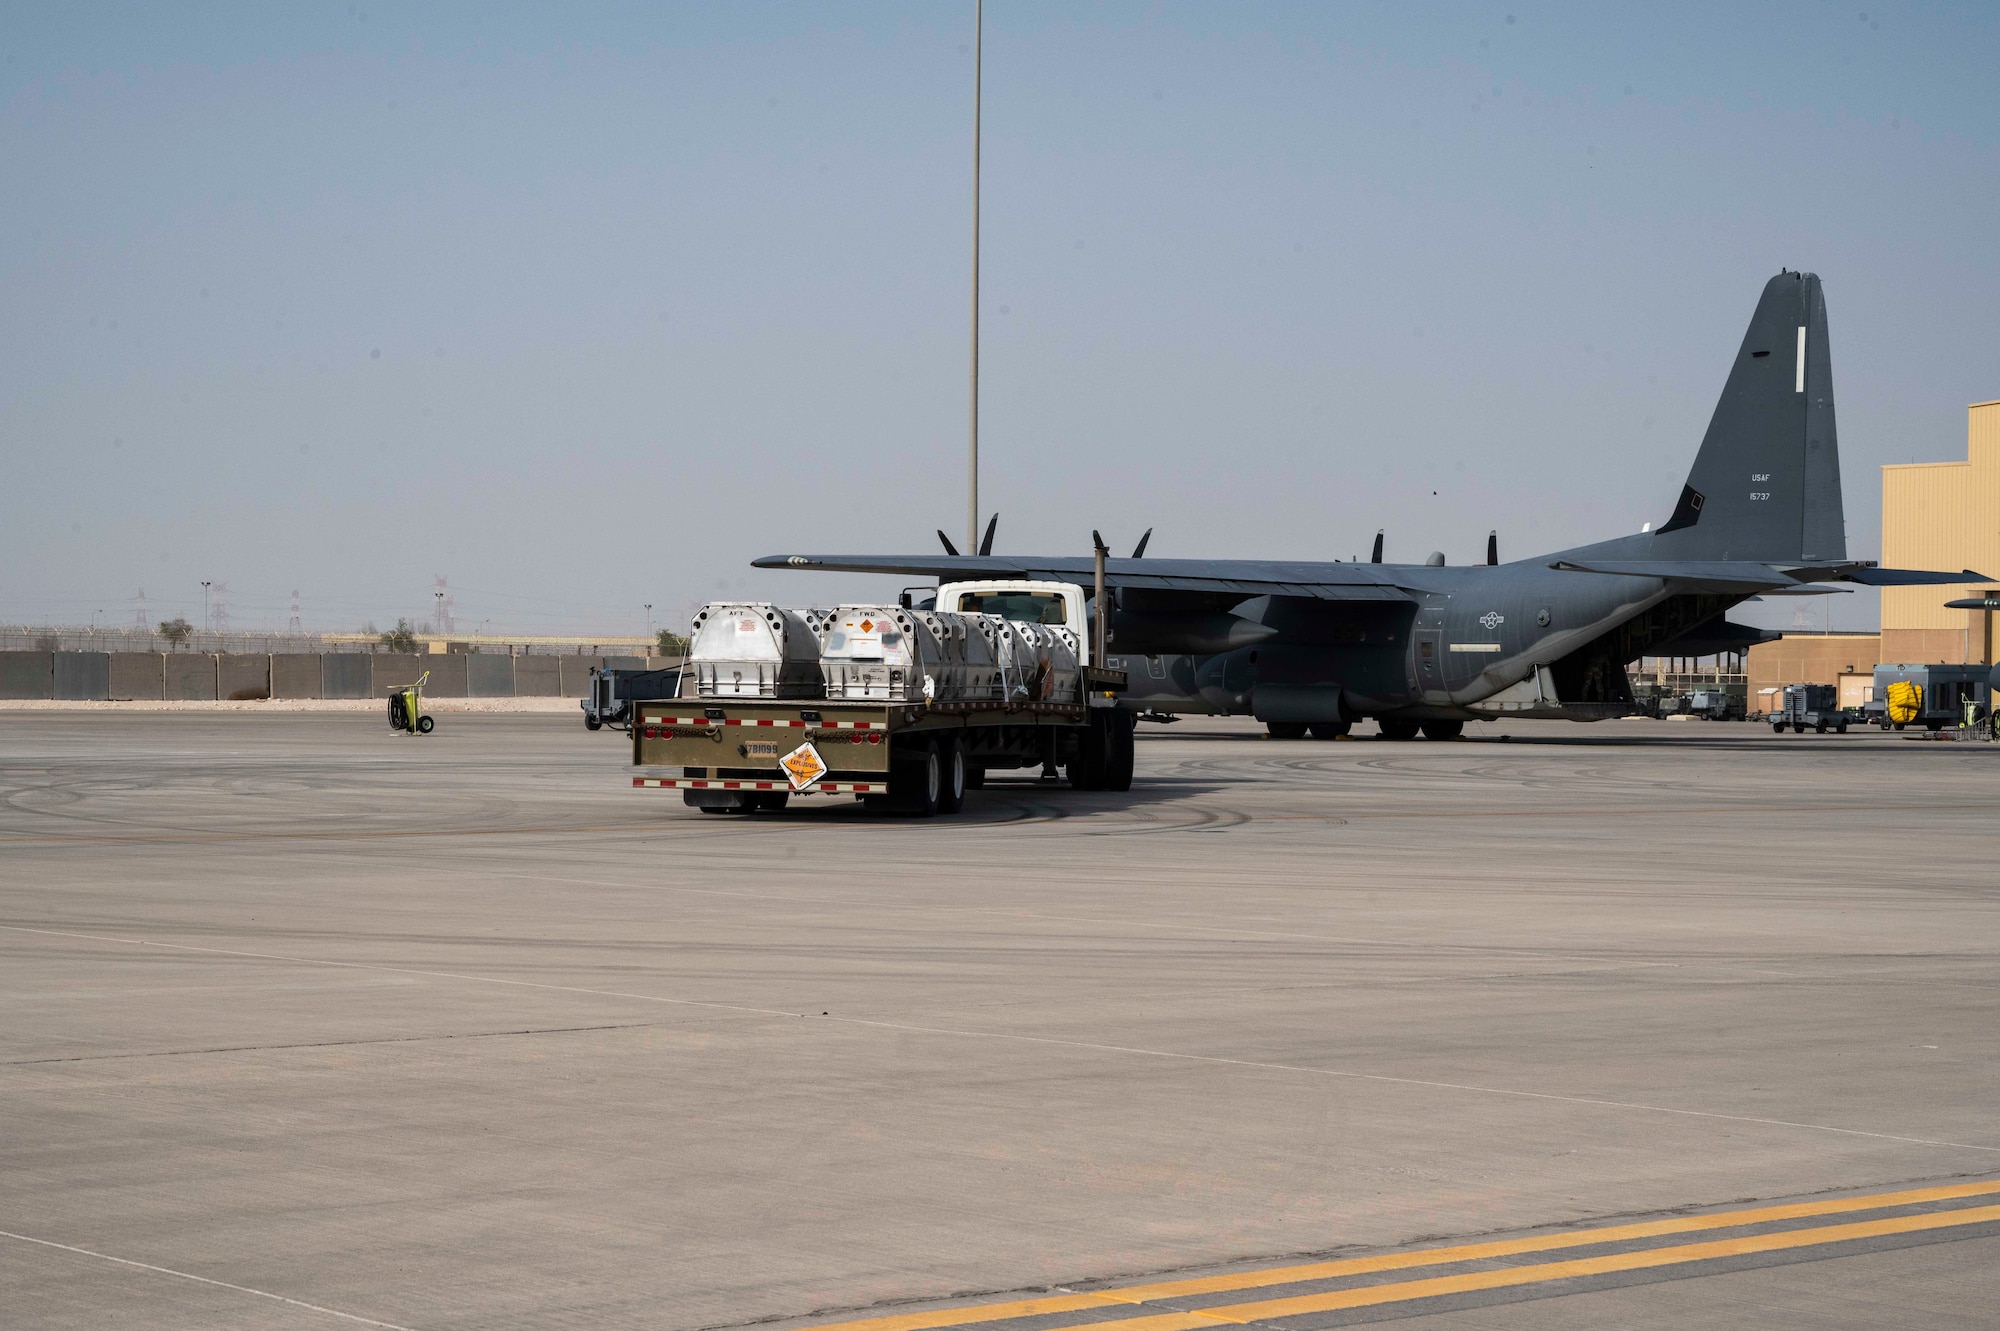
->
936, 530, 961, 557
1486, 530, 1498, 566
1091, 529, 1108, 554
1130, 528, 1152, 559
979, 513, 998, 556
1370, 530, 1384, 563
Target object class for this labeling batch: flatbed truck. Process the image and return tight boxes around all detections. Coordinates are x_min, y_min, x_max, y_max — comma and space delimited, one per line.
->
628, 578, 1130, 816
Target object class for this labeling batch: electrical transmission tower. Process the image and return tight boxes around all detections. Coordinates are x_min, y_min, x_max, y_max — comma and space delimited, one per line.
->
432, 575, 455, 635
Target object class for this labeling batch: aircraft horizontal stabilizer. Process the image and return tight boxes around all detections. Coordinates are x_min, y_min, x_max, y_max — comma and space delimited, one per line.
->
1548, 559, 1795, 588
1836, 566, 1994, 587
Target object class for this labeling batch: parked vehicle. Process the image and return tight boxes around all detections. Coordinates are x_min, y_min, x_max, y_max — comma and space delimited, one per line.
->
1871, 664, 1992, 732
1775, 683, 1845, 733
583, 665, 683, 731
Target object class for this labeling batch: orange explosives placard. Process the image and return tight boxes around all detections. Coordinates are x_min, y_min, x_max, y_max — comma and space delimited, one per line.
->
780, 742, 828, 791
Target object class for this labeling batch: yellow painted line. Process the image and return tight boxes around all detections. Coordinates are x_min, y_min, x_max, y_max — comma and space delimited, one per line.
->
794, 1294, 1128, 1331
801, 1179, 2000, 1331
1111, 1201, 2000, 1326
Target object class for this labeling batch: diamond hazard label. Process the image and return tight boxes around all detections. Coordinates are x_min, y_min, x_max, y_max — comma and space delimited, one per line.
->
780, 741, 828, 791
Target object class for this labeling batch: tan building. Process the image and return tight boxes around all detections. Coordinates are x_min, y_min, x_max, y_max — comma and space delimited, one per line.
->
1880, 399, 2000, 666
1746, 632, 1881, 715
1744, 399, 1998, 700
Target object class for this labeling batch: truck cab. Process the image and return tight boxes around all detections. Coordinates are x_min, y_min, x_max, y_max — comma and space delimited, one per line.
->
934, 581, 1092, 664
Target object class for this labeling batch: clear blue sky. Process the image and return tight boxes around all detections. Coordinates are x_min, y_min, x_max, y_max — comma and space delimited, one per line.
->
4, 2, 1995, 635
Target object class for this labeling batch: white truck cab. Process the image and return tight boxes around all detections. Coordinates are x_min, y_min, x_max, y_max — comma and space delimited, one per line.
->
934, 581, 1093, 665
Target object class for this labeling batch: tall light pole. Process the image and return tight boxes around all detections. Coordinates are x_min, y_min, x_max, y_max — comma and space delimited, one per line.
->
644, 603, 653, 639
200, 581, 212, 633
966, 0, 983, 554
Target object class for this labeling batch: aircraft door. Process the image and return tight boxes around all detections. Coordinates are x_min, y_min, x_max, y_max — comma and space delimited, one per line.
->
1415, 629, 1443, 695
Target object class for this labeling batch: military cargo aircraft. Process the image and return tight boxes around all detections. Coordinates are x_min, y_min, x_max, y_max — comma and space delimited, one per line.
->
758, 272, 1986, 738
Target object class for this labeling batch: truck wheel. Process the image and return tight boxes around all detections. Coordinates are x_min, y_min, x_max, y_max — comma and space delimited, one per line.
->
1266, 722, 1308, 740
1837, 720, 1849, 734
1420, 720, 1463, 741
936, 736, 966, 814
1069, 714, 1110, 789
1308, 721, 1351, 739
1815, 721, 1827, 734
889, 739, 942, 816
1103, 710, 1135, 792
1772, 723, 1786, 734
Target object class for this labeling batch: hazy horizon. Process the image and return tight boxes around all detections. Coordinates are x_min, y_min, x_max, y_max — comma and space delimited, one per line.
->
6, 3, 1997, 638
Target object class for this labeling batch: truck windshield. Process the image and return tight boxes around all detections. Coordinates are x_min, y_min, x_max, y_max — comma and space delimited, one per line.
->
956, 592, 1067, 625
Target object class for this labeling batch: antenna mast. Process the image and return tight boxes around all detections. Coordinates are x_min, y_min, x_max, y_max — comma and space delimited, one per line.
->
966, 0, 982, 553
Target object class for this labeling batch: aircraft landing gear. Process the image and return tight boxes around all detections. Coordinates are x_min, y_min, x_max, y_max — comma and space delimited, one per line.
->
1420, 720, 1464, 741
1266, 722, 1308, 739
1378, 718, 1420, 741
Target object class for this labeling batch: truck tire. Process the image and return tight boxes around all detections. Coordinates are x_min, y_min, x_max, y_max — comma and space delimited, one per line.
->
888, 738, 943, 816
936, 735, 966, 814
1266, 722, 1308, 740
1069, 714, 1110, 790
1772, 723, 1786, 734
1837, 720, 1849, 734
1103, 709, 1135, 792
1815, 721, 1827, 734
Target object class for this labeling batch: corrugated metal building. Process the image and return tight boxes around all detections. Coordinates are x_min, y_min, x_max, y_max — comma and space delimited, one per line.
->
1743, 399, 1996, 695
1880, 399, 2000, 666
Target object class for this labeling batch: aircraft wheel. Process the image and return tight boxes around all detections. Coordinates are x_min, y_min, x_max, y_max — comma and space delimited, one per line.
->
1308, 721, 1351, 739
1265, 722, 1308, 740
1377, 718, 1420, 741
1420, 720, 1464, 741
936, 736, 965, 815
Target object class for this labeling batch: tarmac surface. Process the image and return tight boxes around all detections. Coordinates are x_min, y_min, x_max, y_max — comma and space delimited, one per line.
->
2, 710, 1997, 1330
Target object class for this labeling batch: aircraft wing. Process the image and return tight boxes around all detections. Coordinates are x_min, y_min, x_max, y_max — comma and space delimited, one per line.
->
751, 553, 1419, 601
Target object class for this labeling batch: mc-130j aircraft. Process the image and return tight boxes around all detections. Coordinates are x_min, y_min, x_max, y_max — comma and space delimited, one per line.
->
758, 272, 1987, 738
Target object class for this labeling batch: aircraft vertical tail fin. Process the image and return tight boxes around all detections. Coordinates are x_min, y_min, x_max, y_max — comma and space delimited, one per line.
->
1651, 271, 1846, 564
